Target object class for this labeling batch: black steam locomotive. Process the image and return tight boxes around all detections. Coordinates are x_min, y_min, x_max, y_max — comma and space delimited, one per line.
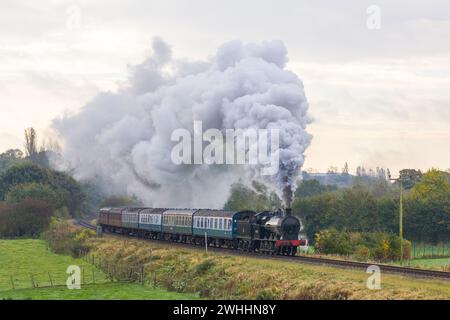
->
98, 207, 305, 256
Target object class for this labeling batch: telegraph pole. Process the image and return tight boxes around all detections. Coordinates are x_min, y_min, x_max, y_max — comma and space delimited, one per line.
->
389, 174, 404, 266
399, 180, 403, 266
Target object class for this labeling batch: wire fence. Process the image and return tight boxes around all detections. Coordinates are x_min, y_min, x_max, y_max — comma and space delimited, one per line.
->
411, 243, 450, 259
1, 250, 148, 293
2, 267, 109, 292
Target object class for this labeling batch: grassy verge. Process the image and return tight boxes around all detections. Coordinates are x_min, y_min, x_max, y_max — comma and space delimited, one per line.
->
86, 235, 450, 300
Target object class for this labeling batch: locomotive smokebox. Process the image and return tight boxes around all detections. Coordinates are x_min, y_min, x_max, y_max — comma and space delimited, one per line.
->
285, 208, 292, 216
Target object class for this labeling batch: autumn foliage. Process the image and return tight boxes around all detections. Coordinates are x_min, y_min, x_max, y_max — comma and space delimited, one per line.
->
0, 199, 54, 237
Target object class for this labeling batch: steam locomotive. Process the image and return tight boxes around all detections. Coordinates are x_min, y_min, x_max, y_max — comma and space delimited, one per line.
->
98, 207, 305, 256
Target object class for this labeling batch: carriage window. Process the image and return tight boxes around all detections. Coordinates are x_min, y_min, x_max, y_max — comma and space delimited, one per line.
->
214, 218, 217, 229
219, 219, 222, 229
227, 219, 232, 230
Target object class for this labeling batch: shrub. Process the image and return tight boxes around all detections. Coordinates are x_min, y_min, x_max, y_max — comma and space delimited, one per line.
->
5, 183, 64, 209
256, 290, 275, 300
194, 259, 215, 275
43, 218, 95, 256
354, 245, 371, 261
314, 228, 353, 255
0, 199, 53, 238
314, 229, 410, 262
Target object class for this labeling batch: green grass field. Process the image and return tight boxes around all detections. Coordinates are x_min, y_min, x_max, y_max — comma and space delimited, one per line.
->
0, 283, 199, 300
406, 258, 450, 270
411, 244, 450, 259
0, 239, 199, 300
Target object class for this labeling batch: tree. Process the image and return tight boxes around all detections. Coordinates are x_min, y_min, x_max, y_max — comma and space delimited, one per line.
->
342, 162, 349, 175
0, 162, 48, 199
293, 187, 398, 241
5, 183, 64, 209
24, 128, 38, 157
0, 199, 54, 238
327, 166, 338, 174
48, 170, 85, 216
294, 179, 337, 198
404, 169, 450, 243
0, 162, 86, 217
399, 169, 422, 190
224, 181, 282, 212
0, 149, 24, 173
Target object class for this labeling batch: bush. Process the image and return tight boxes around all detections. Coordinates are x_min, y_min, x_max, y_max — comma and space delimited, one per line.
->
0, 199, 54, 238
5, 183, 64, 209
43, 218, 95, 256
314, 229, 411, 262
314, 228, 353, 255
0, 162, 85, 217
194, 259, 215, 275
256, 290, 275, 300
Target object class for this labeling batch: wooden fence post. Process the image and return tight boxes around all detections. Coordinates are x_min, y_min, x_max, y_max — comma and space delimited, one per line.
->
48, 272, 53, 287
10, 276, 15, 290
30, 274, 35, 288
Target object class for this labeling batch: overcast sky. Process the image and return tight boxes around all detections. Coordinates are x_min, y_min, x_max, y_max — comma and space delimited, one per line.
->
1, 0, 449, 174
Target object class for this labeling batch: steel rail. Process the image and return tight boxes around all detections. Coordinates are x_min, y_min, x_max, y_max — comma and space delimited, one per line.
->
75, 220, 450, 280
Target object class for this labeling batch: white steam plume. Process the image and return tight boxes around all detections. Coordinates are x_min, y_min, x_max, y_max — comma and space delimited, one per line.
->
52, 38, 312, 208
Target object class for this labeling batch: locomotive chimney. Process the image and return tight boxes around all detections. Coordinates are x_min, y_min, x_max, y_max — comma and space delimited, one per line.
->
285, 208, 292, 216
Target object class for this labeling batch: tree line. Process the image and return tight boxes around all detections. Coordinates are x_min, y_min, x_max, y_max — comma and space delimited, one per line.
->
0, 128, 141, 238
224, 168, 450, 245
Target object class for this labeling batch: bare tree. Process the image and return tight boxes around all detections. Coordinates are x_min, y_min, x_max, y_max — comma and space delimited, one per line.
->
342, 162, 349, 175
24, 127, 38, 157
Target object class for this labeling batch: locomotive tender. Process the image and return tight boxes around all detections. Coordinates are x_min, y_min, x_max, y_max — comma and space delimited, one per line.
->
98, 207, 305, 256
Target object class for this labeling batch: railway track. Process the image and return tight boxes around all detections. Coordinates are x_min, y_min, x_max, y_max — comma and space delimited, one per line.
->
76, 219, 450, 281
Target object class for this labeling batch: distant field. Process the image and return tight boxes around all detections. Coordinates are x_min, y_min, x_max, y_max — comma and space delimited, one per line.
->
411, 244, 450, 259
407, 258, 450, 270
0, 239, 198, 300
